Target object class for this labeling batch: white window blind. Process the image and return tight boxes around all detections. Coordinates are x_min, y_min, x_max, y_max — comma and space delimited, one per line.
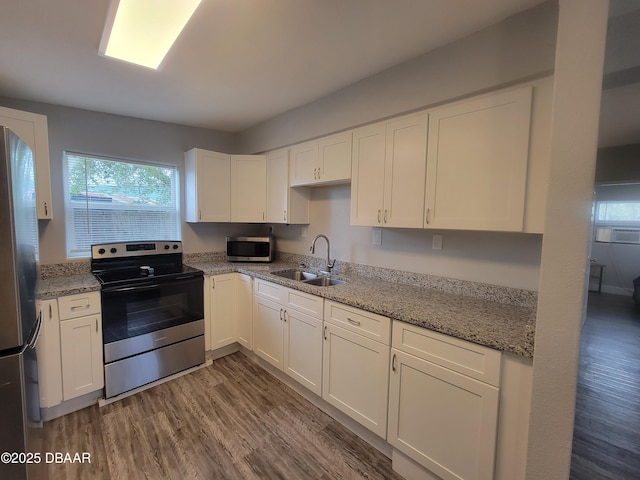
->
64, 152, 180, 258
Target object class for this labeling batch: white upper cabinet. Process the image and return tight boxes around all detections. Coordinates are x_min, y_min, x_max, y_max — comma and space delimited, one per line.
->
350, 113, 428, 228
0, 106, 52, 219
231, 154, 266, 222
384, 113, 428, 228
289, 131, 352, 187
266, 148, 309, 224
424, 86, 533, 231
350, 122, 386, 226
185, 148, 231, 223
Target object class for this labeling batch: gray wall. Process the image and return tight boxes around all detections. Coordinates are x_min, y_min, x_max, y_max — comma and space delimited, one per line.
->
0, 1, 557, 290
236, 1, 558, 290
0, 97, 244, 264
239, 1, 557, 153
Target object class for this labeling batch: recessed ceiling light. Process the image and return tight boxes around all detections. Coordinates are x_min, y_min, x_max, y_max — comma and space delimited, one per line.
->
99, 0, 202, 70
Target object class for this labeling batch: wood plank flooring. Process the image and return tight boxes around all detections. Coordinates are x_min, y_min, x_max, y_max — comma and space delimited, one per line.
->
570, 293, 640, 480
40, 353, 402, 480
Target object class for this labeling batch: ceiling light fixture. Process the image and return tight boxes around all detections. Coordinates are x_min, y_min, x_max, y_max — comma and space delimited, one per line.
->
99, 0, 202, 70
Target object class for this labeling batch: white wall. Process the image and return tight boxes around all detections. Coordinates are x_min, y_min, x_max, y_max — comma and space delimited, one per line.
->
0, 97, 248, 264
526, 1, 609, 479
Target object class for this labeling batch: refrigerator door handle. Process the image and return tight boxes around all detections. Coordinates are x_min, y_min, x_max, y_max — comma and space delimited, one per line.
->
26, 311, 42, 350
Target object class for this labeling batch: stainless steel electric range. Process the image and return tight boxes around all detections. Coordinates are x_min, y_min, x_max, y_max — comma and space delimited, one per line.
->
91, 241, 204, 398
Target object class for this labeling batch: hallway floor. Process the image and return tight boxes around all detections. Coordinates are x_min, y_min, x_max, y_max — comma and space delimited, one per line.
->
570, 292, 640, 480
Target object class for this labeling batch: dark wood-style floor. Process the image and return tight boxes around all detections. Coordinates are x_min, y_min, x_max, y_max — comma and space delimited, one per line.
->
40, 353, 402, 480
570, 293, 640, 480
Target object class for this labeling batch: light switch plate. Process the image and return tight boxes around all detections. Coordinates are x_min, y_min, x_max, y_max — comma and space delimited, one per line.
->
432, 234, 443, 250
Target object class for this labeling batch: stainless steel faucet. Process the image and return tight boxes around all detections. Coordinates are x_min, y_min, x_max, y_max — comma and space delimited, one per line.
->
310, 234, 335, 273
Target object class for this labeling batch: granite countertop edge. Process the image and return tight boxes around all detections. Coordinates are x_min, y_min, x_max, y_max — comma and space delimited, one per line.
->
36, 260, 535, 359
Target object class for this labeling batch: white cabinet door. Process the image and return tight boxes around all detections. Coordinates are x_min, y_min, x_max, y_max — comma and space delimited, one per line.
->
424, 87, 532, 231
210, 274, 237, 349
0, 106, 52, 219
290, 132, 352, 187
236, 273, 253, 350
388, 349, 500, 480
283, 308, 323, 395
60, 314, 104, 400
254, 296, 285, 369
289, 141, 318, 186
317, 131, 352, 184
383, 113, 428, 228
266, 148, 310, 224
35, 299, 62, 408
231, 155, 266, 222
184, 148, 231, 222
350, 122, 386, 226
322, 323, 390, 437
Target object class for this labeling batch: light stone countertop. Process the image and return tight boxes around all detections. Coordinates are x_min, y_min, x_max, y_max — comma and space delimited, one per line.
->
36, 258, 536, 358
189, 260, 536, 358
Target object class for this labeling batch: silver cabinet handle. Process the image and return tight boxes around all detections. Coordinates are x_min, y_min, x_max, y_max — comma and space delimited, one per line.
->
425, 208, 430, 225
212, 278, 215, 289
324, 325, 327, 340
48, 304, 52, 319
70, 304, 90, 311
283, 210, 287, 222
280, 308, 283, 321
44, 202, 48, 216
347, 317, 361, 327
95, 319, 98, 332
377, 209, 381, 224
384, 209, 388, 223
283, 310, 287, 322
313, 168, 317, 180
317, 167, 321, 179
392, 353, 397, 372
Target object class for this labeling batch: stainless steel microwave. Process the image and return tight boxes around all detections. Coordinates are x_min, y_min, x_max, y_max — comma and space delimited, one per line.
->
226, 236, 274, 262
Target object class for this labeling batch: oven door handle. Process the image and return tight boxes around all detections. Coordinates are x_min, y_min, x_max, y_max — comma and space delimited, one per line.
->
102, 283, 162, 294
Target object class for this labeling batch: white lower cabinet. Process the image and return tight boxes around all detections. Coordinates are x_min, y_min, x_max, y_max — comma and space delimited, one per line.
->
236, 273, 253, 349
206, 273, 253, 352
58, 291, 104, 401
36, 299, 62, 408
387, 321, 501, 480
209, 273, 238, 349
253, 279, 323, 395
322, 301, 391, 438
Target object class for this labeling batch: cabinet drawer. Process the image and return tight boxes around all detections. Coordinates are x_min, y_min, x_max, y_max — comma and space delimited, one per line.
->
284, 287, 323, 319
254, 278, 283, 303
324, 301, 391, 345
58, 292, 101, 320
392, 321, 501, 387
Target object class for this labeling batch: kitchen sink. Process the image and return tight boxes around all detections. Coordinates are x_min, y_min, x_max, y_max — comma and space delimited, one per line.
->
303, 277, 346, 287
271, 269, 318, 281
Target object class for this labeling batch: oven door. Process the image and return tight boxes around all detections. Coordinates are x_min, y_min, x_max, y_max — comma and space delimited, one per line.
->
101, 275, 204, 363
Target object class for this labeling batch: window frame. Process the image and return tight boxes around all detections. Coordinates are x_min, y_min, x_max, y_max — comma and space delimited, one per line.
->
62, 151, 181, 259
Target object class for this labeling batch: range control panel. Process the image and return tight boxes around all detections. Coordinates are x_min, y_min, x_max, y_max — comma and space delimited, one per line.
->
91, 241, 182, 259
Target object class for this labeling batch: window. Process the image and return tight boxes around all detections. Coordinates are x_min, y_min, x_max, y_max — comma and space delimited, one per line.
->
595, 201, 640, 227
64, 152, 180, 258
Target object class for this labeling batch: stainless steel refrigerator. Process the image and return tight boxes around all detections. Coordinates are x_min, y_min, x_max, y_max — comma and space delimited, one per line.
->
0, 126, 42, 480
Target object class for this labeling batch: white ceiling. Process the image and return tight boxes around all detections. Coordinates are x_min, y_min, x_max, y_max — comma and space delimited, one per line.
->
1, 0, 639, 147
0, 0, 546, 133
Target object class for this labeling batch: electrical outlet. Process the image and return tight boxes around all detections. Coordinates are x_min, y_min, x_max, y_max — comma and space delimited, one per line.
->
432, 234, 443, 250
301, 227, 307, 238
372, 228, 382, 245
